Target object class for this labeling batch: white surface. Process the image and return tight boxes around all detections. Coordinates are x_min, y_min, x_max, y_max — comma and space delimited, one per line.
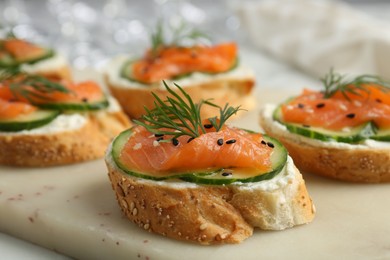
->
238, 0, 390, 80
1, 48, 390, 259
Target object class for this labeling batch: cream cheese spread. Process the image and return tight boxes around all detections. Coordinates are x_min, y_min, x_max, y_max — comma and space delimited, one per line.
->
0, 114, 87, 136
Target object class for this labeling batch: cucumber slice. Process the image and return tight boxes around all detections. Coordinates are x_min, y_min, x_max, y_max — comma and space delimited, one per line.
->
112, 128, 287, 185
273, 105, 378, 143
371, 128, 390, 141
0, 109, 59, 132
35, 97, 109, 111
120, 58, 239, 84
120, 59, 149, 85
0, 53, 17, 67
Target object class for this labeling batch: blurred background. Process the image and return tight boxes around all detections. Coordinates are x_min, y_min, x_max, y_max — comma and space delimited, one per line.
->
1, 0, 389, 70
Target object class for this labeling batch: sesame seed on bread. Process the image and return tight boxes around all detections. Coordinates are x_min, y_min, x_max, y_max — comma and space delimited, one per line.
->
105, 152, 315, 245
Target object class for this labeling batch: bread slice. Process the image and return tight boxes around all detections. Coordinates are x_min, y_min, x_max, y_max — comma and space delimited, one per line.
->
0, 101, 131, 167
104, 56, 255, 119
105, 149, 315, 245
260, 104, 390, 183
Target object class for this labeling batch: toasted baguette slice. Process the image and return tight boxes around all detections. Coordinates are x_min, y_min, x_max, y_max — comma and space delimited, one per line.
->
0, 99, 131, 167
105, 148, 315, 245
104, 56, 255, 119
260, 104, 390, 183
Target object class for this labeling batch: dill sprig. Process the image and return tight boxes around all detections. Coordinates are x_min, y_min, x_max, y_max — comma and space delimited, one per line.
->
0, 68, 70, 102
150, 20, 209, 57
321, 68, 390, 100
134, 81, 243, 141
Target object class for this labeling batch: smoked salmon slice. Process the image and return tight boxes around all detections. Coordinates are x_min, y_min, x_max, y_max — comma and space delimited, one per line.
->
2, 38, 47, 62
130, 42, 237, 84
0, 78, 104, 105
281, 86, 390, 130
119, 123, 273, 174
0, 99, 37, 119
0, 71, 106, 120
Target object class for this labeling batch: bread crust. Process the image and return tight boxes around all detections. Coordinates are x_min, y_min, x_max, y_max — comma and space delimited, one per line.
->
0, 111, 130, 167
106, 156, 315, 245
259, 106, 390, 183
105, 76, 255, 119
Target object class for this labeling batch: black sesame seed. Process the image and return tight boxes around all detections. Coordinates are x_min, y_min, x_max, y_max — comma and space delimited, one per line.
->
82, 98, 88, 103
316, 103, 325, 108
156, 137, 164, 142
217, 139, 224, 146
261, 140, 267, 145
346, 113, 355, 119
267, 142, 275, 148
204, 124, 213, 129
302, 124, 311, 128
297, 103, 305, 108
376, 98, 382, 103
187, 137, 195, 143
172, 138, 179, 146
154, 133, 164, 137
226, 139, 236, 144
222, 172, 232, 177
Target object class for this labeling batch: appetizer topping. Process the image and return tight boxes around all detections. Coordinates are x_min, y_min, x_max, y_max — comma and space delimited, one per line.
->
346, 113, 355, 119
0, 68, 108, 112
128, 43, 237, 84
0, 37, 54, 67
112, 82, 287, 184
0, 68, 108, 131
321, 68, 390, 99
274, 69, 390, 143
121, 23, 238, 84
134, 81, 242, 142
172, 138, 179, 146
225, 139, 236, 144
0, 98, 37, 119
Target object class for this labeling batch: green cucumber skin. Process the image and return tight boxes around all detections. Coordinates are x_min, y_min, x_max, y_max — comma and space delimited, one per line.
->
283, 122, 377, 143
120, 58, 239, 85
35, 98, 109, 111
0, 110, 59, 132
273, 104, 388, 143
371, 129, 390, 141
0, 49, 55, 68
111, 128, 287, 185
